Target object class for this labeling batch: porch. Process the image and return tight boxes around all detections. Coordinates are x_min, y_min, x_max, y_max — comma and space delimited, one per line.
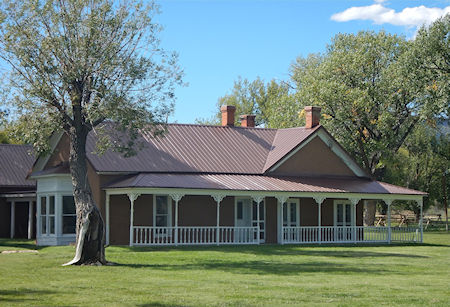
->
104, 187, 424, 247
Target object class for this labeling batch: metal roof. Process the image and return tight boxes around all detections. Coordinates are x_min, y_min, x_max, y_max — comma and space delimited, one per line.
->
0, 144, 35, 187
105, 173, 426, 195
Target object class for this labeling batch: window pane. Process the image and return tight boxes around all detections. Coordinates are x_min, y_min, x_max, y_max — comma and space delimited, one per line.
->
156, 196, 168, 214
63, 196, 76, 214
41, 216, 47, 234
156, 215, 167, 227
283, 204, 287, 223
252, 202, 257, 220
345, 204, 352, 225
63, 216, 76, 234
290, 203, 297, 223
49, 216, 55, 234
260, 222, 265, 230
49, 196, 55, 215
40, 197, 46, 214
237, 202, 243, 219
259, 204, 264, 220
337, 204, 343, 223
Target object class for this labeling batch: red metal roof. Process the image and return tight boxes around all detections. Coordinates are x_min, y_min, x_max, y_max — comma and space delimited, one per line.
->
105, 173, 426, 196
0, 144, 35, 187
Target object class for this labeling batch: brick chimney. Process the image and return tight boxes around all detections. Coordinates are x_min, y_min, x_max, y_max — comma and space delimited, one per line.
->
240, 114, 256, 128
304, 106, 321, 128
221, 105, 236, 126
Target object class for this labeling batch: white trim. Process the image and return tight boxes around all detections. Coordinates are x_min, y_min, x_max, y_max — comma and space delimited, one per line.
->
333, 200, 354, 226
106, 191, 110, 245
152, 194, 172, 227
267, 128, 367, 177
10, 201, 15, 239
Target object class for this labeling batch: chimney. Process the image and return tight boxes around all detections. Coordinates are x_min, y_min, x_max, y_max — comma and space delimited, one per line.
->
304, 106, 321, 128
240, 114, 256, 128
221, 105, 236, 126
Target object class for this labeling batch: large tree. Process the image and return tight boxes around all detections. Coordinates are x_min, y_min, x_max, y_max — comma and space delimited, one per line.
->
0, 0, 183, 265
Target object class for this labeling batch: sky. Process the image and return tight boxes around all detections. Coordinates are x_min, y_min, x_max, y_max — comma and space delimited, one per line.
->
155, 0, 450, 123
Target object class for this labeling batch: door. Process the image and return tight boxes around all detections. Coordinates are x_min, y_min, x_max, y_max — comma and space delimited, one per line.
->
236, 198, 265, 243
283, 199, 300, 227
334, 201, 354, 241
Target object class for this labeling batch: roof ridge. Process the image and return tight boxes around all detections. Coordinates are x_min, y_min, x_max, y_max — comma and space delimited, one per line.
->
0, 143, 33, 147
166, 122, 276, 131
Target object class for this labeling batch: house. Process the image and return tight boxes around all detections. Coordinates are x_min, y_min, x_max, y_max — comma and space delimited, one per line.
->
28, 106, 426, 246
0, 144, 36, 239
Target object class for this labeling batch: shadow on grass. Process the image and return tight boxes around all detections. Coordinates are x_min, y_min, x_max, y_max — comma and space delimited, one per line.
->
114, 259, 394, 275
137, 303, 189, 307
0, 289, 56, 303
0, 239, 42, 251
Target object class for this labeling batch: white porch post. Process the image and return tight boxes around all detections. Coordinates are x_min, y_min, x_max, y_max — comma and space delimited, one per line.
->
417, 198, 423, 243
10, 201, 15, 239
170, 194, 184, 246
276, 196, 287, 244
313, 196, 326, 244
212, 194, 225, 246
28, 201, 33, 240
252, 196, 264, 244
106, 192, 110, 246
128, 193, 140, 247
349, 198, 361, 243
384, 199, 393, 244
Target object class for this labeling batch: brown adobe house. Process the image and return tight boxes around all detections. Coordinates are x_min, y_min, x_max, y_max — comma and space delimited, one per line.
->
27, 106, 426, 246
0, 144, 36, 240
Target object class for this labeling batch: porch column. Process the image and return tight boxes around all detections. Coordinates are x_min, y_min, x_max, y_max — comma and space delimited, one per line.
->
417, 198, 423, 243
128, 193, 141, 247
28, 201, 33, 240
106, 192, 110, 245
10, 201, 15, 239
313, 197, 326, 244
349, 198, 361, 243
170, 194, 184, 246
384, 199, 393, 244
276, 196, 287, 244
252, 196, 265, 244
212, 194, 225, 246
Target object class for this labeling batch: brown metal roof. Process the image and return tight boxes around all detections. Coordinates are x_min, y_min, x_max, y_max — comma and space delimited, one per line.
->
0, 144, 35, 187
86, 124, 279, 174
105, 173, 426, 196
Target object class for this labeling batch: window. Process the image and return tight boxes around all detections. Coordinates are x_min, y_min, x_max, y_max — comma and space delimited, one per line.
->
40, 195, 55, 235
283, 199, 300, 227
62, 196, 76, 234
334, 201, 354, 226
154, 195, 171, 227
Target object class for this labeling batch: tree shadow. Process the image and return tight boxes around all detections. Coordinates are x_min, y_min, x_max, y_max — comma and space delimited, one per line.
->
0, 239, 42, 251
137, 303, 189, 307
0, 289, 56, 303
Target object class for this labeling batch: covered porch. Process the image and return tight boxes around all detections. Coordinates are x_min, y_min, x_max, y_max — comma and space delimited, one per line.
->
104, 186, 424, 247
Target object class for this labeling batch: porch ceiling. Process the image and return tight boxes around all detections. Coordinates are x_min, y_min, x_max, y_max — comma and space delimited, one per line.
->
104, 173, 426, 196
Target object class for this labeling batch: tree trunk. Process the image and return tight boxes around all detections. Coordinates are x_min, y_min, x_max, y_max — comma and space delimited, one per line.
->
443, 173, 448, 232
364, 200, 377, 226
63, 124, 106, 266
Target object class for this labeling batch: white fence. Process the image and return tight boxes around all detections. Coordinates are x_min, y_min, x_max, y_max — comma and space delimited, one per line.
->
283, 226, 421, 244
133, 226, 259, 246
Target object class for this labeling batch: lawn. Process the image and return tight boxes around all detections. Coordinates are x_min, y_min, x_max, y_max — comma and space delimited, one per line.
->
1, 233, 449, 306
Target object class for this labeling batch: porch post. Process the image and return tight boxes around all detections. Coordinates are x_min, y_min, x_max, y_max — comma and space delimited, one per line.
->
10, 201, 15, 239
128, 193, 140, 247
313, 196, 326, 244
106, 192, 110, 245
417, 198, 423, 243
212, 194, 225, 246
384, 199, 393, 244
252, 196, 264, 244
170, 194, 184, 246
349, 198, 361, 243
276, 196, 287, 244
28, 201, 33, 240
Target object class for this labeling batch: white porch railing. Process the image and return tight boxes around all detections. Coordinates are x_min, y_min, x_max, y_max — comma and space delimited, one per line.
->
133, 226, 259, 246
283, 226, 420, 244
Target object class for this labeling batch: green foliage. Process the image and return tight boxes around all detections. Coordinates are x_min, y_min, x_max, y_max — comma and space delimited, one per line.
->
0, 0, 183, 154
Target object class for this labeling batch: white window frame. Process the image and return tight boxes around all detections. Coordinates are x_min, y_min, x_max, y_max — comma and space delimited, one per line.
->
333, 200, 355, 226
38, 194, 56, 236
61, 194, 76, 235
152, 195, 172, 227
283, 198, 300, 227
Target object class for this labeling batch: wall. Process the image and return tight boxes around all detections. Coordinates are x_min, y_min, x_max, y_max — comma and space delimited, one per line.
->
0, 198, 10, 237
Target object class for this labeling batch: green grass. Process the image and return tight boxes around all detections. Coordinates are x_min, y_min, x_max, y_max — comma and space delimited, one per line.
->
1, 233, 449, 306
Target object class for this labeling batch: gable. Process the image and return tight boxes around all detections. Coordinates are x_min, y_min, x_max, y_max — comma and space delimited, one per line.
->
44, 133, 70, 170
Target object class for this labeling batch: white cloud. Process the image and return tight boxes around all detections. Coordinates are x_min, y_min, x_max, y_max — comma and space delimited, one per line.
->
331, 2, 450, 28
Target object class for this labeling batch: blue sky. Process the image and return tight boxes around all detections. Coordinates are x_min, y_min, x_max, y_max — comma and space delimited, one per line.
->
155, 0, 450, 123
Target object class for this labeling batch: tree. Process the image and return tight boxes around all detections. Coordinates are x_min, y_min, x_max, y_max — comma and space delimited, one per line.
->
289, 31, 443, 224
0, 0, 183, 265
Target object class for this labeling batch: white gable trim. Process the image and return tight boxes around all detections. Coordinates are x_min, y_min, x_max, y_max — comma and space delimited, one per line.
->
267, 128, 367, 178
32, 131, 65, 173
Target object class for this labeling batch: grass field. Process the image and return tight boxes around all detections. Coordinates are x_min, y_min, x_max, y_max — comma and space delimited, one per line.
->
1, 232, 449, 306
